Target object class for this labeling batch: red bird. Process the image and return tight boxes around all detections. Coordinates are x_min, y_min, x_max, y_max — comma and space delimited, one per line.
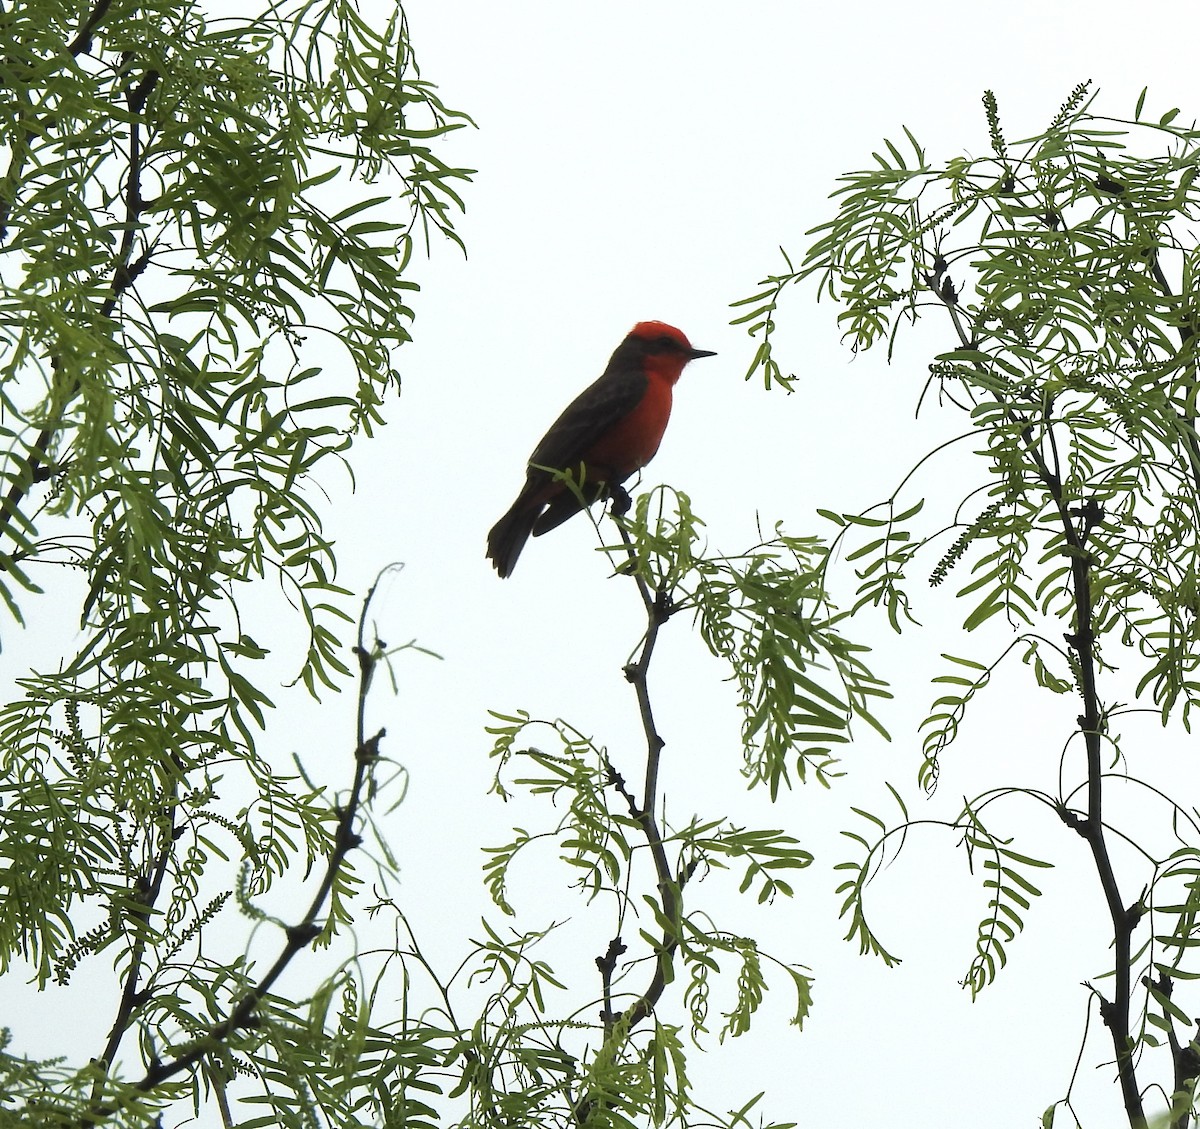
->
487, 321, 716, 577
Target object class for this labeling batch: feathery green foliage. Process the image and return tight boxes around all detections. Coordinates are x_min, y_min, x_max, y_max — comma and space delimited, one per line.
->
0, 0, 469, 1123
452, 486, 886, 1129
737, 83, 1200, 1128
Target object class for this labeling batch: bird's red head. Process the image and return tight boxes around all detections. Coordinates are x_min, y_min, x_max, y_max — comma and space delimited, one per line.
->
624, 321, 716, 382
629, 321, 699, 350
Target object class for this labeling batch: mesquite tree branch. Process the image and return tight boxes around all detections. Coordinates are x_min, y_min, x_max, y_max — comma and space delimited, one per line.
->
0, 35, 158, 566
928, 265, 1147, 1129
582, 500, 693, 1053
610, 512, 686, 1031
1109, 182, 1200, 498
81, 580, 389, 1125
1060, 505, 1145, 1129
572, 505, 696, 1127
84, 786, 180, 1124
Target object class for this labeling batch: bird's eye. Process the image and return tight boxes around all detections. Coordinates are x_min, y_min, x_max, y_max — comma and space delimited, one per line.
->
656, 335, 681, 350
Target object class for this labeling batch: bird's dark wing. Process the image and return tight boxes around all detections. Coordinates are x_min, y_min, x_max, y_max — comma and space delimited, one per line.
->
526, 366, 648, 472
530, 478, 608, 537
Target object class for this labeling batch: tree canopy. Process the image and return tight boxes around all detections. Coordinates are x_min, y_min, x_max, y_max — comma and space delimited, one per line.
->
5, 7, 1200, 1127
737, 80, 1200, 1129
0, 1, 469, 1122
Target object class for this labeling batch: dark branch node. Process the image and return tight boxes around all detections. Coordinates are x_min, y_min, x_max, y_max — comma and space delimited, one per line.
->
1056, 802, 1089, 837
285, 922, 321, 950
1099, 996, 1118, 1028
112, 247, 153, 294
356, 729, 384, 762
1064, 629, 1094, 654
595, 936, 627, 976
605, 759, 643, 820
1123, 900, 1146, 932
573, 1097, 594, 1127
128, 69, 159, 114
1179, 1040, 1200, 1088
605, 761, 630, 797
1072, 499, 1104, 540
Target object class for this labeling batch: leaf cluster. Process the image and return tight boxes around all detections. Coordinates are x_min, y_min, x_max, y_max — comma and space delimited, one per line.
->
736, 82, 1200, 1127
739, 84, 1200, 722
616, 487, 892, 798
449, 489, 868, 1129
0, 1, 469, 1123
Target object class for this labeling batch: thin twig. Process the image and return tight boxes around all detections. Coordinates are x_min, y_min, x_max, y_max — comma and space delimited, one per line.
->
83, 789, 179, 1124
67, 0, 115, 58
594, 509, 690, 1037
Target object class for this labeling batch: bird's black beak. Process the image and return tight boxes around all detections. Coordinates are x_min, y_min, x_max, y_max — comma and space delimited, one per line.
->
687, 347, 717, 359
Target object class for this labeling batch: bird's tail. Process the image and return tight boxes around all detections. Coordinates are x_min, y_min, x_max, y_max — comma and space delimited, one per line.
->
486, 498, 540, 578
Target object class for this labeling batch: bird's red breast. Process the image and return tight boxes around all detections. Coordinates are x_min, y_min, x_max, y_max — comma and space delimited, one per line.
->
579, 371, 674, 478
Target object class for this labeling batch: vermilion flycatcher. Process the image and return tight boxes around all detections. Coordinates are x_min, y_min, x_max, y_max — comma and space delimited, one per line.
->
487, 321, 715, 577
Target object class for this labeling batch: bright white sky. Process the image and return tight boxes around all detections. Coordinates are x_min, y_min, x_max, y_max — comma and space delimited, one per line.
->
326, 3, 1200, 1127
8, 3, 1200, 1127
